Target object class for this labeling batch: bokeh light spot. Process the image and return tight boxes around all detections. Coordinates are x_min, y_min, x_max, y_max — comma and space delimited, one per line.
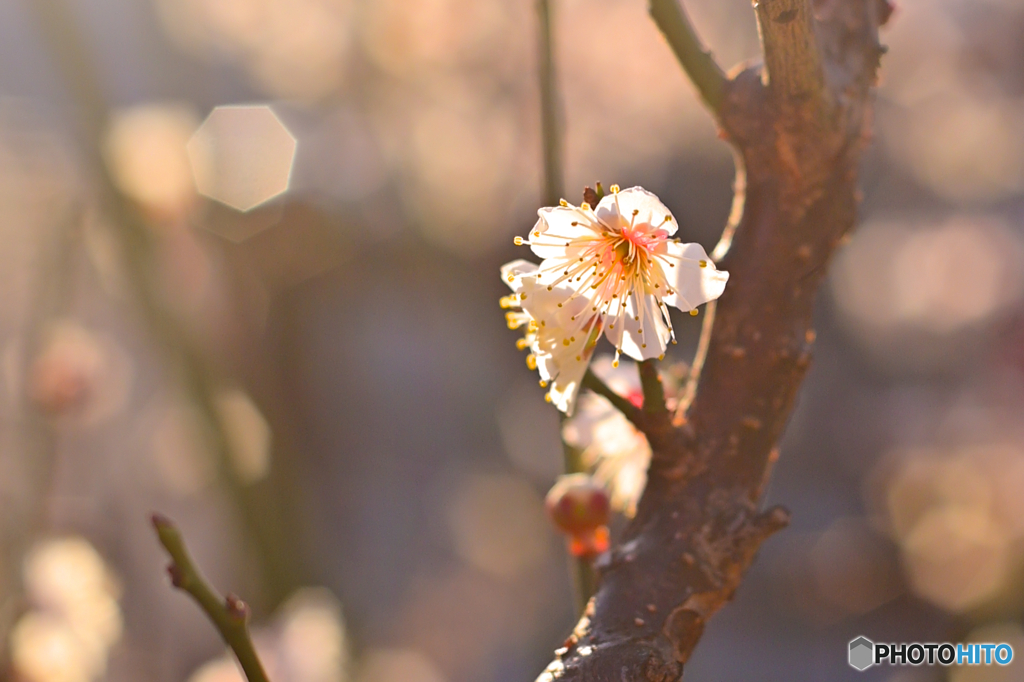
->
356, 648, 447, 682
445, 473, 548, 579
103, 103, 200, 218
188, 105, 296, 214
216, 388, 272, 484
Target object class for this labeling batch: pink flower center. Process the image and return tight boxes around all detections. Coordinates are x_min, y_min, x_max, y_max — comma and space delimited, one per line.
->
621, 225, 665, 254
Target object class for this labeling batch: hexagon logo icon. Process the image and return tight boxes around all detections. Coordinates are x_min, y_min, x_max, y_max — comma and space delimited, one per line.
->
849, 636, 875, 671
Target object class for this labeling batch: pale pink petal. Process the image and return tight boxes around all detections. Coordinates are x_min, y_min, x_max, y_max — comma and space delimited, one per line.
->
601, 291, 671, 361
595, 186, 677, 237
656, 241, 729, 312
528, 206, 603, 260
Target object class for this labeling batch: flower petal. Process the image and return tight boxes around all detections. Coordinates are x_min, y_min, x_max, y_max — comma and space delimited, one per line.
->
528, 206, 603, 260
595, 186, 677, 237
602, 290, 672, 361
501, 259, 539, 290
543, 335, 595, 415
657, 241, 729, 312
518, 272, 595, 332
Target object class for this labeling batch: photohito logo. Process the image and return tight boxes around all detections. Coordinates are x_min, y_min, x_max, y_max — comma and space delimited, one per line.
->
848, 636, 1014, 671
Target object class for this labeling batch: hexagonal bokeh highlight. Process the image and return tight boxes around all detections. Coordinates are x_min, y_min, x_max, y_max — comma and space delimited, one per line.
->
187, 105, 296, 212
848, 636, 874, 671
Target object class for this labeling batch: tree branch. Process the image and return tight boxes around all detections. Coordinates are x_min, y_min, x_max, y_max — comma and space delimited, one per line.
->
152, 515, 271, 682
755, 0, 827, 105
649, 0, 728, 115
536, 1, 886, 679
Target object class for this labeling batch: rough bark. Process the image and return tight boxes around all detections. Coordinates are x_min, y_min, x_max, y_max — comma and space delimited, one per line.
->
537, 1, 888, 680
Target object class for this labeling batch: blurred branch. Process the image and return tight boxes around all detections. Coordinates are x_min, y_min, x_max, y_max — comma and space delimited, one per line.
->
649, 0, 728, 116
152, 515, 271, 682
582, 370, 641, 427
26, 0, 299, 607
536, 1, 886, 679
0, 203, 84, 671
537, 0, 565, 206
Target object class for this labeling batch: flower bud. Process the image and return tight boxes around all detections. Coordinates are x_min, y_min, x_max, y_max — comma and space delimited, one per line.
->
545, 474, 611, 537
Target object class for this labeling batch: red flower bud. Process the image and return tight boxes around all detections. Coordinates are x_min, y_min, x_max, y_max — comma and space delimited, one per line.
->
545, 474, 611, 537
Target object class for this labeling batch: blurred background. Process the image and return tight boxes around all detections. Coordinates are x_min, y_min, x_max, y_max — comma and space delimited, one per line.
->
0, 0, 1022, 681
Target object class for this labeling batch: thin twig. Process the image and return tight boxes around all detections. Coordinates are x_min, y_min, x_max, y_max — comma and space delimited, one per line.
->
649, 0, 728, 115
675, 299, 716, 419
151, 514, 271, 682
582, 370, 642, 427
537, 0, 565, 206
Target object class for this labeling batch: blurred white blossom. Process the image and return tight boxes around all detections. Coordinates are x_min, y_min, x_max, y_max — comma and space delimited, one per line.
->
11, 537, 122, 682
562, 356, 684, 516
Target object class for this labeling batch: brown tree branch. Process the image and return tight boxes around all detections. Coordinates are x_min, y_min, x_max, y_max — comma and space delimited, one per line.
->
755, 0, 828, 105
536, 1, 886, 679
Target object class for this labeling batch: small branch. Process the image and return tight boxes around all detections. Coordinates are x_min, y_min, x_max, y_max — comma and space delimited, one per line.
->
537, 0, 565, 207
754, 0, 827, 104
638, 360, 667, 415
649, 0, 728, 115
151, 515, 271, 682
582, 369, 641, 427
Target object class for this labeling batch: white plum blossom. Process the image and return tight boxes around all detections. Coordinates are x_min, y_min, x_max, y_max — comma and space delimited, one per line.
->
501, 185, 728, 413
